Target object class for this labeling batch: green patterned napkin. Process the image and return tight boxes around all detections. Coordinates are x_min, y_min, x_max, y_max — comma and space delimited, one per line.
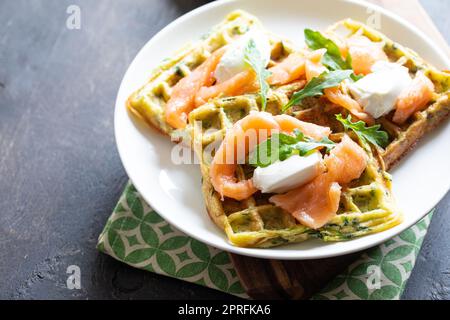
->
97, 182, 432, 300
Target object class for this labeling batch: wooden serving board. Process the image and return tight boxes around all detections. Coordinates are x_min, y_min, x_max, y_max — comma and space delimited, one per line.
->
229, 0, 449, 300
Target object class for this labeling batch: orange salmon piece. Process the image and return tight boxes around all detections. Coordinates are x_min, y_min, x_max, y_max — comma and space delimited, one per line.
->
210, 112, 280, 201
324, 135, 368, 184
392, 72, 435, 124
324, 87, 374, 125
272, 173, 341, 229
273, 114, 331, 140
267, 53, 306, 85
195, 69, 259, 107
165, 47, 226, 129
347, 35, 388, 75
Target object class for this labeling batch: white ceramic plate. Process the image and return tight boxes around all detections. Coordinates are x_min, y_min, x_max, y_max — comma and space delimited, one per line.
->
115, 0, 450, 259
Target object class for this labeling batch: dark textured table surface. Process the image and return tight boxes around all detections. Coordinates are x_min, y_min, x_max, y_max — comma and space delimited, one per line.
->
0, 0, 449, 300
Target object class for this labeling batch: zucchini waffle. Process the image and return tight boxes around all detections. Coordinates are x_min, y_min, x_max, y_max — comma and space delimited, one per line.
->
186, 93, 401, 248
126, 10, 295, 138
293, 19, 450, 170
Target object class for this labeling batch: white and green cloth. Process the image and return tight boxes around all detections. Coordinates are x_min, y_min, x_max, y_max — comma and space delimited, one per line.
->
97, 182, 432, 300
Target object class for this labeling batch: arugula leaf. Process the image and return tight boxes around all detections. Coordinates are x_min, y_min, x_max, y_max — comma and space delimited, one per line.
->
336, 114, 389, 148
304, 29, 362, 82
292, 130, 335, 155
283, 70, 353, 112
248, 129, 335, 168
304, 29, 352, 71
291, 138, 335, 157
244, 39, 271, 111
350, 73, 364, 82
248, 133, 281, 167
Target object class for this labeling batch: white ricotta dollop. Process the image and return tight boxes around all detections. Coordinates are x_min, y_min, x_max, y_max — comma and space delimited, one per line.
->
214, 28, 271, 84
252, 153, 323, 194
348, 61, 412, 118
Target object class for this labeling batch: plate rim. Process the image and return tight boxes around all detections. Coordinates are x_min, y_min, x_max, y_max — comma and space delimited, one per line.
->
114, 0, 450, 260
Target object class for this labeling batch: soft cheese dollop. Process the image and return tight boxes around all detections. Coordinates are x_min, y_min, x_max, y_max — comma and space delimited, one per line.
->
348, 61, 412, 118
214, 28, 271, 84
252, 153, 323, 194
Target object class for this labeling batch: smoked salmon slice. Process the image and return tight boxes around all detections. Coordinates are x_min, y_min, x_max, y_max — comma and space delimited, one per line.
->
392, 72, 435, 124
273, 114, 331, 140
270, 135, 368, 229
165, 47, 226, 129
346, 35, 388, 75
324, 135, 369, 184
195, 69, 259, 107
324, 87, 374, 124
210, 111, 279, 201
271, 174, 342, 230
267, 53, 306, 85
